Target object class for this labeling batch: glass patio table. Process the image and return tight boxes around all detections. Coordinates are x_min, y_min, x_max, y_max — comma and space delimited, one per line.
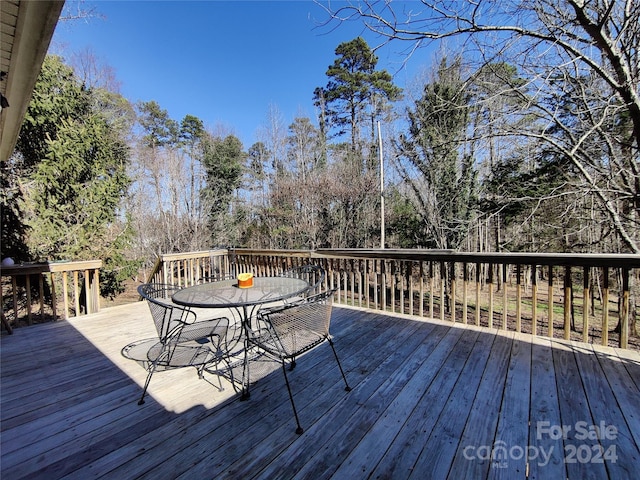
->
172, 276, 311, 397
171, 276, 310, 318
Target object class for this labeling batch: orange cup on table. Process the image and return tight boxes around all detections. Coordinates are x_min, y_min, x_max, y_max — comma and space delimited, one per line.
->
237, 272, 254, 288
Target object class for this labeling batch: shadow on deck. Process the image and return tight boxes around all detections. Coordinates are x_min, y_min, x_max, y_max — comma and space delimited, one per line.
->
1, 302, 639, 479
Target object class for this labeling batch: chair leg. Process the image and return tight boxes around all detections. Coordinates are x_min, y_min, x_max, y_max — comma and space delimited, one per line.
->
241, 344, 251, 400
328, 339, 351, 392
281, 359, 304, 434
138, 362, 159, 405
215, 360, 225, 392
197, 363, 225, 393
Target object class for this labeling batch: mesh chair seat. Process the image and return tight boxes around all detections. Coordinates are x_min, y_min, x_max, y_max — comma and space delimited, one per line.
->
146, 341, 218, 368
246, 288, 351, 434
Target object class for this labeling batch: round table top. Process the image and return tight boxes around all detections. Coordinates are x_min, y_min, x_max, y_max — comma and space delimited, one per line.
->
171, 276, 310, 309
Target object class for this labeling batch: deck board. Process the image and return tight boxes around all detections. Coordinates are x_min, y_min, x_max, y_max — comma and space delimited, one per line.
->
1, 302, 639, 479
527, 337, 566, 479
490, 334, 532, 479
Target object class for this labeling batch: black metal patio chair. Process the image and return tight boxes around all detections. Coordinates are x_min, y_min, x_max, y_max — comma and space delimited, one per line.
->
246, 288, 351, 434
123, 283, 231, 405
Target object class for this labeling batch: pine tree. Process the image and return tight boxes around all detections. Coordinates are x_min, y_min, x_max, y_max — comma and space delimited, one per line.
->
11, 55, 135, 296
314, 37, 401, 167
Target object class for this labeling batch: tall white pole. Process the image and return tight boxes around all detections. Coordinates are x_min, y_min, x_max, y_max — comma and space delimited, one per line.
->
378, 121, 385, 249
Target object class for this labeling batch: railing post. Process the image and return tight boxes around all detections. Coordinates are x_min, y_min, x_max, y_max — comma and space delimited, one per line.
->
440, 261, 445, 322
602, 266, 609, 346
357, 259, 363, 308
548, 266, 554, 338
83, 270, 91, 314
450, 262, 456, 322
516, 264, 522, 332
502, 264, 508, 329
583, 266, 590, 343
475, 263, 481, 326
462, 262, 468, 324
531, 265, 538, 336
92, 268, 100, 313
564, 266, 572, 340
620, 268, 629, 349
408, 261, 414, 316
73, 271, 80, 315
419, 261, 425, 318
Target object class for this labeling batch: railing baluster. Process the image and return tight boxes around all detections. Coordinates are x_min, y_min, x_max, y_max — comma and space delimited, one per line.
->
531, 265, 538, 336
429, 262, 435, 319
26, 275, 33, 325
488, 264, 494, 329
62, 270, 69, 319
349, 259, 355, 307
516, 264, 522, 332
83, 270, 91, 314
564, 266, 572, 340
602, 266, 609, 346
390, 260, 396, 313
408, 261, 414, 316
50, 272, 57, 320
73, 271, 80, 315
38, 274, 45, 321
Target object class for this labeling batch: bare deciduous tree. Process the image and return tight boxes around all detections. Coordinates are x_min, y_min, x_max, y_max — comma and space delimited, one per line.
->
322, 0, 640, 252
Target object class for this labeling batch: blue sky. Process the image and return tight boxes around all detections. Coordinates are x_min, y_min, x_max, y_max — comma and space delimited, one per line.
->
51, 1, 433, 148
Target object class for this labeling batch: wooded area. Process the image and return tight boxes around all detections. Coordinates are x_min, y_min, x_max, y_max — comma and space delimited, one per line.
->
1, 0, 638, 298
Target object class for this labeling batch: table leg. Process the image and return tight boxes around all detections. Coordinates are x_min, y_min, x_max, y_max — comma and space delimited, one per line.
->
240, 305, 251, 400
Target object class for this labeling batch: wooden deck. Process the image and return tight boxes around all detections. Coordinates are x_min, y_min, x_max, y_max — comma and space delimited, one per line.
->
1, 302, 639, 479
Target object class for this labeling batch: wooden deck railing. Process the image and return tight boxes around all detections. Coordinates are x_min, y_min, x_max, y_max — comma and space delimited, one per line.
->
148, 248, 640, 350
146, 249, 232, 286
1, 260, 102, 333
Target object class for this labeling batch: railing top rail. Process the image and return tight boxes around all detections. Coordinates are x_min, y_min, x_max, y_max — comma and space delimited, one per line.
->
312, 249, 640, 268
152, 247, 640, 269
0, 260, 103, 276
233, 249, 313, 259
158, 249, 228, 262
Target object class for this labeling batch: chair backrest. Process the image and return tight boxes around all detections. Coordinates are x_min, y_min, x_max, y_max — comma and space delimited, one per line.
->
137, 283, 194, 341
258, 288, 337, 357
280, 264, 325, 293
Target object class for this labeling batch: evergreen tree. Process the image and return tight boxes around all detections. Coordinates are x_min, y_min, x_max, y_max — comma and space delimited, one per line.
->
199, 134, 245, 245
10, 55, 135, 296
396, 57, 477, 250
